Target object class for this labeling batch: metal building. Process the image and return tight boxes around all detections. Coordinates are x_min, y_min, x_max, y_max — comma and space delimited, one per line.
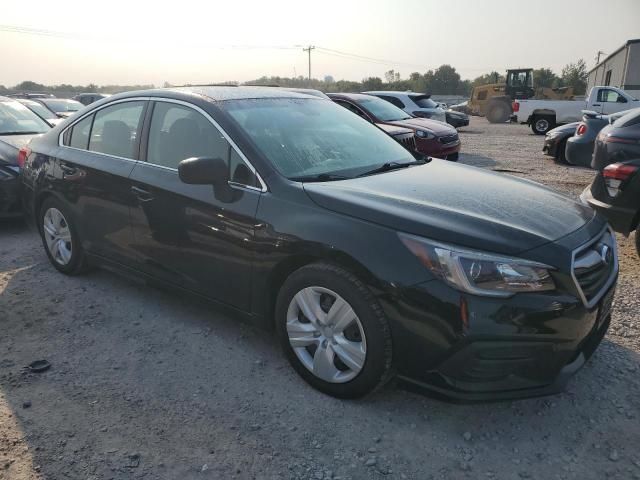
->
587, 39, 640, 97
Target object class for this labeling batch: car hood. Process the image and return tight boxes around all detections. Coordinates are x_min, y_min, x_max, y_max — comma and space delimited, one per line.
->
376, 123, 413, 136
386, 117, 455, 135
303, 160, 595, 255
0, 134, 39, 165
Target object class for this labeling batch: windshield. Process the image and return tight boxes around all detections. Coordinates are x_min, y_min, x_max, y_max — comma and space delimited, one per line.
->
41, 99, 83, 113
358, 97, 411, 122
410, 95, 438, 109
224, 98, 414, 179
22, 100, 57, 120
0, 100, 51, 134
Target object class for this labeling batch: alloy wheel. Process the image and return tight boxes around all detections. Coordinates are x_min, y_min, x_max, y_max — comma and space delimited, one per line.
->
43, 207, 73, 266
286, 286, 367, 383
535, 118, 549, 133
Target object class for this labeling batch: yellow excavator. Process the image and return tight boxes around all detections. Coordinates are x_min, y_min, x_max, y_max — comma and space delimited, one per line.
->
468, 69, 575, 123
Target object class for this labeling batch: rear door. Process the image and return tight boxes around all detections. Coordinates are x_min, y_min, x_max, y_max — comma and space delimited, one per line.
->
128, 99, 262, 311
58, 99, 148, 265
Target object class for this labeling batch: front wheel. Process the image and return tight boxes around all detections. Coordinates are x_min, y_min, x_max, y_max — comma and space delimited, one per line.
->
275, 263, 393, 398
486, 102, 511, 123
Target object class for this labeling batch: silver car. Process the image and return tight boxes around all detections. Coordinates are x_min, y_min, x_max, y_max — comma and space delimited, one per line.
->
364, 91, 447, 123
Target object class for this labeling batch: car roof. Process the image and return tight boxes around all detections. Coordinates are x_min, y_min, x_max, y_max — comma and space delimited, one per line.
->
155, 86, 316, 102
365, 91, 413, 96
327, 93, 376, 102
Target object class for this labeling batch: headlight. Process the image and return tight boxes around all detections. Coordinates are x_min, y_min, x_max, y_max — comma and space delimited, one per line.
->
399, 233, 556, 297
415, 130, 435, 139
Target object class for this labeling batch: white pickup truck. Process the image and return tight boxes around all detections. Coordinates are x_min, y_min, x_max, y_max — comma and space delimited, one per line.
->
513, 86, 640, 135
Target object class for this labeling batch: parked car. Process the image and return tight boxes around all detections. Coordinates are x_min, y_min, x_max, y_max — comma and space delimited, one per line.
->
581, 160, 640, 257
364, 91, 447, 123
0, 96, 50, 218
592, 108, 640, 171
566, 109, 640, 167
16, 99, 64, 127
513, 86, 640, 135
542, 122, 579, 163
22, 87, 617, 400
8, 92, 55, 99
445, 109, 470, 129
73, 93, 111, 106
450, 101, 470, 114
34, 98, 84, 118
328, 93, 460, 160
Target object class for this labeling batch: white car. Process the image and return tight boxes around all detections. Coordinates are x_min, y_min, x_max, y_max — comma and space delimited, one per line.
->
364, 91, 447, 123
513, 86, 640, 135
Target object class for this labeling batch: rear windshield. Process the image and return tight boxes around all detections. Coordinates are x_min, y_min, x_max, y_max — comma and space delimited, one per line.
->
409, 95, 438, 108
612, 108, 640, 128
41, 99, 83, 113
0, 100, 51, 134
223, 98, 414, 179
358, 97, 412, 122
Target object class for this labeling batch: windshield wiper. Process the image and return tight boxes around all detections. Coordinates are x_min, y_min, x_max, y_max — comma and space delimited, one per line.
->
357, 159, 426, 177
291, 173, 351, 182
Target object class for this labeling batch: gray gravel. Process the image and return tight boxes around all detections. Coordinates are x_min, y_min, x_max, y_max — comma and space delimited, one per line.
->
1, 117, 639, 480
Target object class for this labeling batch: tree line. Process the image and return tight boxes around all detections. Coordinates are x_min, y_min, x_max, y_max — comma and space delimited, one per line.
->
1, 60, 589, 98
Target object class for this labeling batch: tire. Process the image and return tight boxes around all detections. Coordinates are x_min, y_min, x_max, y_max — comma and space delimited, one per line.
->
531, 116, 555, 135
486, 101, 511, 123
635, 228, 640, 258
39, 197, 89, 275
275, 263, 393, 399
555, 138, 568, 164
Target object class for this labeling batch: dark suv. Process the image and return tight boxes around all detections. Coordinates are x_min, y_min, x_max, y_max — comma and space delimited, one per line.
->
21, 87, 617, 400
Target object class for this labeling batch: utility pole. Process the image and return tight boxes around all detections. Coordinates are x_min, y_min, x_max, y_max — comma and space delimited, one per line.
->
595, 50, 607, 64
303, 45, 315, 81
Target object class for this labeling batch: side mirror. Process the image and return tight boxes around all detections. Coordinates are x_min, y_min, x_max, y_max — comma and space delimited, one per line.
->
178, 157, 228, 186
617, 96, 628, 103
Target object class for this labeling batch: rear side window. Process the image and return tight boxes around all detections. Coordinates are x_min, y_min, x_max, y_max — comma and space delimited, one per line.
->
88, 101, 145, 159
69, 115, 93, 149
410, 95, 438, 108
377, 95, 405, 109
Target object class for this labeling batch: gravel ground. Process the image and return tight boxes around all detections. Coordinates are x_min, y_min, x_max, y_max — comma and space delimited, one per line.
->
1, 117, 639, 480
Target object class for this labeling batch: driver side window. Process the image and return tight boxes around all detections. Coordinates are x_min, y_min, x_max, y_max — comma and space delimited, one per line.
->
146, 101, 259, 187
598, 89, 624, 103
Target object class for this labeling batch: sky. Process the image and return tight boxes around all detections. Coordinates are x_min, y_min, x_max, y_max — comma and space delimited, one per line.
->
1, 0, 639, 87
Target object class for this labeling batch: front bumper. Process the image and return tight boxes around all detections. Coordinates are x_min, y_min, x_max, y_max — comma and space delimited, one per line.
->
381, 274, 616, 402
543, 136, 560, 157
0, 169, 22, 218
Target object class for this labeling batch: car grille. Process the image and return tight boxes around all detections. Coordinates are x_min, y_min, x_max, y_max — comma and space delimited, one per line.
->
439, 133, 459, 144
572, 229, 618, 307
394, 132, 417, 152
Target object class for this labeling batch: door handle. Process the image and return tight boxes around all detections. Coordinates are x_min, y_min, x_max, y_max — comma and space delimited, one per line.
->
592, 104, 601, 107
131, 186, 154, 202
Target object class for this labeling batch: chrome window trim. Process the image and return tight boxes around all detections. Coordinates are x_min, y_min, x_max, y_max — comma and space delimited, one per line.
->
58, 96, 268, 192
570, 225, 619, 309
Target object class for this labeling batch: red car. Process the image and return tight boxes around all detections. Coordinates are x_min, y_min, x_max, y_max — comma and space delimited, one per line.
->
327, 92, 461, 160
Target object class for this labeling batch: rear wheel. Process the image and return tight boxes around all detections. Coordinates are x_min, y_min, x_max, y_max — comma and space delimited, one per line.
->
531, 115, 555, 135
39, 198, 89, 275
486, 101, 511, 123
275, 263, 393, 398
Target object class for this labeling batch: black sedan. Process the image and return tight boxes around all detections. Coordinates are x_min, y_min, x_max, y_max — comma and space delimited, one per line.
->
22, 87, 617, 400
0, 96, 50, 218
542, 122, 579, 163
445, 109, 470, 129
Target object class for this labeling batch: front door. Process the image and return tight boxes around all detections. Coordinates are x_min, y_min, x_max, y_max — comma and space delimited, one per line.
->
128, 100, 262, 311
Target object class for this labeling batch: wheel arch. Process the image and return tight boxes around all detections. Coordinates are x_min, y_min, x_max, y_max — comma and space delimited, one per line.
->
259, 248, 381, 330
